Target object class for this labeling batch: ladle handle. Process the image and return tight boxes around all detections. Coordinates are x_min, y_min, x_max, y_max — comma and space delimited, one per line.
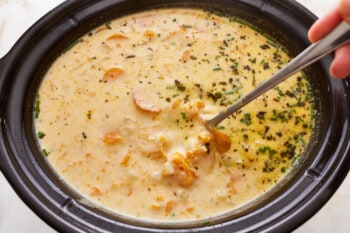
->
207, 21, 350, 127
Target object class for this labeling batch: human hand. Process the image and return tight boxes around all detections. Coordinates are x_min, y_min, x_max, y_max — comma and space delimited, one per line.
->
308, 0, 350, 78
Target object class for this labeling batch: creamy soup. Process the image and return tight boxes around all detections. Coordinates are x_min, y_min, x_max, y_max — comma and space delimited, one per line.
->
34, 8, 315, 223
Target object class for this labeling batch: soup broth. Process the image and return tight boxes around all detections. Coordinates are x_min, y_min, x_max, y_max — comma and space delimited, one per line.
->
34, 8, 315, 222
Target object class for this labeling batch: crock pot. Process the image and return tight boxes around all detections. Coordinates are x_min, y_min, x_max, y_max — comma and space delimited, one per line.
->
1, 0, 350, 232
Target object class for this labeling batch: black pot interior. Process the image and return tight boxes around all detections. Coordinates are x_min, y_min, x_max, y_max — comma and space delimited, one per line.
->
1, 0, 350, 232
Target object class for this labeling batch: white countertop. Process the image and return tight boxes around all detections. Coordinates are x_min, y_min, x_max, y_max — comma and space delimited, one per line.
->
0, 0, 349, 232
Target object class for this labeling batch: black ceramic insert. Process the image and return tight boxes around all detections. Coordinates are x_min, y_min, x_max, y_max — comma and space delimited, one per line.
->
0, 0, 349, 232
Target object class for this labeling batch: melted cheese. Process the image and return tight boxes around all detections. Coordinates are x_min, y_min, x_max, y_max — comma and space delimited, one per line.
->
35, 8, 315, 222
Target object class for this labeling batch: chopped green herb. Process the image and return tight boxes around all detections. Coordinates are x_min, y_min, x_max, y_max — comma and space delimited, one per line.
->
266, 39, 279, 48
182, 24, 192, 29
105, 21, 112, 29
270, 110, 291, 123
207, 91, 225, 102
214, 92, 224, 98
243, 134, 249, 141
260, 44, 270, 50
231, 61, 239, 68
37, 131, 46, 139
190, 55, 198, 60
42, 149, 49, 157
231, 86, 243, 94
256, 111, 266, 120
223, 40, 229, 47
224, 90, 234, 95
240, 113, 252, 126
202, 221, 211, 226
281, 140, 297, 159
258, 146, 277, 156
217, 125, 225, 130
291, 154, 301, 165
87, 110, 93, 120
174, 80, 186, 91
34, 94, 40, 119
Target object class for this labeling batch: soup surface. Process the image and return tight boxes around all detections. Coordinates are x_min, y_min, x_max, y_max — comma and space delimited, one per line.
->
35, 8, 315, 222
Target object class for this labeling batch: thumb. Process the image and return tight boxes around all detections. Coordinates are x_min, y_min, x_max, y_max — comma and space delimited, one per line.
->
339, 0, 350, 23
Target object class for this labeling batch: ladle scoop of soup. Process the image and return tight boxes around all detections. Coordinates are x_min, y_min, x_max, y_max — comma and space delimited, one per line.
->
34, 8, 315, 222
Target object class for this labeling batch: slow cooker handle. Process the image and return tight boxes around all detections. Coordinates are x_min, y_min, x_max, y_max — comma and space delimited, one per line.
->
0, 55, 6, 168
0, 55, 8, 94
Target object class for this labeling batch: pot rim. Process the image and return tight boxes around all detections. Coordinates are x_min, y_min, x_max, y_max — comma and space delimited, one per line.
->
1, 0, 350, 232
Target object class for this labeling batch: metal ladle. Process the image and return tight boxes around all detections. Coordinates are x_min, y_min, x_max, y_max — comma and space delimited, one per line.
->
207, 21, 350, 128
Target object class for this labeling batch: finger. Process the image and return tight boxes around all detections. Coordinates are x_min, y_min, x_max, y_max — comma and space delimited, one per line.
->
308, 7, 343, 43
339, 0, 350, 23
330, 43, 350, 78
